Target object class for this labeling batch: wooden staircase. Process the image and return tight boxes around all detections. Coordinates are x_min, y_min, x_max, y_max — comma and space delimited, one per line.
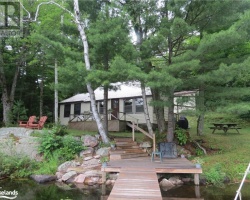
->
109, 138, 149, 160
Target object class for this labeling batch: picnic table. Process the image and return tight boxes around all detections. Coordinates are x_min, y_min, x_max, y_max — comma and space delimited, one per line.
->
210, 123, 241, 134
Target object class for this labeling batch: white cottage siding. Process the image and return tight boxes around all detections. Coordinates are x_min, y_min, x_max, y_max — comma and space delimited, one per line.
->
59, 83, 197, 127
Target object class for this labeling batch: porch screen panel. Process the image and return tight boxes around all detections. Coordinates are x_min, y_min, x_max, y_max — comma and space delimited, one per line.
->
74, 103, 81, 115
99, 101, 104, 114
135, 98, 144, 113
124, 99, 132, 113
64, 104, 71, 117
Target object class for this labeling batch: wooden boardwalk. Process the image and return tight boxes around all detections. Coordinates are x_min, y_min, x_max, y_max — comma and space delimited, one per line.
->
102, 157, 202, 200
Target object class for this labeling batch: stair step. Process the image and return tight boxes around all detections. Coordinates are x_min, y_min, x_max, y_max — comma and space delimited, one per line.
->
121, 153, 148, 159
115, 141, 138, 145
110, 149, 145, 154
114, 138, 133, 142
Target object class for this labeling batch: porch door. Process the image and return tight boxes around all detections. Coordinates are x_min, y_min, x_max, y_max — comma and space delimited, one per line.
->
111, 99, 119, 120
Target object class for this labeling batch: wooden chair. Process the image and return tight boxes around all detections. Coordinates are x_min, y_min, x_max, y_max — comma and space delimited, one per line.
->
19, 116, 36, 128
27, 116, 47, 130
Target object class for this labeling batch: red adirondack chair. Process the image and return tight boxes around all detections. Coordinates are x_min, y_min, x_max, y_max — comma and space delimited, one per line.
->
27, 116, 47, 130
19, 116, 36, 128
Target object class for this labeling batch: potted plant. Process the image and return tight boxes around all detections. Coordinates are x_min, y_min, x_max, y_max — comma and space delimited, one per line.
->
193, 157, 204, 168
100, 156, 109, 167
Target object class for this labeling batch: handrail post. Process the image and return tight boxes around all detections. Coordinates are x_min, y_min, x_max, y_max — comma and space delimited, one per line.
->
153, 133, 156, 152
132, 121, 135, 141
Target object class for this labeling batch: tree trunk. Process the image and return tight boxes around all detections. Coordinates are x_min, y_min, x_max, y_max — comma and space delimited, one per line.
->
73, 0, 109, 143
0, 47, 19, 126
167, 91, 175, 142
39, 77, 44, 117
151, 88, 166, 133
197, 89, 205, 135
54, 59, 59, 123
141, 82, 153, 136
103, 86, 108, 135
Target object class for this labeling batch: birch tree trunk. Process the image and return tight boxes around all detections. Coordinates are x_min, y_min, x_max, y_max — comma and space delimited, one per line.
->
54, 59, 59, 123
73, 0, 109, 143
141, 82, 154, 136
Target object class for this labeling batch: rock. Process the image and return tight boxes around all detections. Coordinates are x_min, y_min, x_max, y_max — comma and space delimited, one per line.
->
81, 135, 99, 147
81, 158, 100, 168
55, 172, 64, 179
105, 179, 112, 185
84, 156, 93, 161
79, 147, 94, 157
74, 174, 86, 183
84, 176, 100, 185
160, 178, 175, 188
83, 170, 102, 177
94, 155, 100, 159
58, 161, 78, 173
62, 171, 77, 182
169, 176, 183, 185
182, 177, 191, 183
30, 175, 57, 183
139, 141, 152, 148
66, 167, 86, 173
96, 147, 110, 157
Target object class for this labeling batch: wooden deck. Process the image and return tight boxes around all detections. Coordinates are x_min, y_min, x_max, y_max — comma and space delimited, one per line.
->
102, 157, 202, 200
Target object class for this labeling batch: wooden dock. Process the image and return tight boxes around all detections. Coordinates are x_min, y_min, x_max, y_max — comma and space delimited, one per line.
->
102, 157, 202, 200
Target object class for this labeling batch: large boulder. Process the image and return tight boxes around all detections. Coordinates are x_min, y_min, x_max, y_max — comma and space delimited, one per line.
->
62, 171, 77, 182
96, 147, 110, 157
79, 147, 94, 157
81, 135, 99, 148
30, 175, 57, 183
58, 161, 79, 173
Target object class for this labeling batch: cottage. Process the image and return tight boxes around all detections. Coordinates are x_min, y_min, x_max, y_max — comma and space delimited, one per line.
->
59, 82, 196, 131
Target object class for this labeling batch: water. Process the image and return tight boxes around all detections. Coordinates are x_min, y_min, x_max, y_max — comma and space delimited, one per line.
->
1, 179, 250, 200
0, 179, 112, 200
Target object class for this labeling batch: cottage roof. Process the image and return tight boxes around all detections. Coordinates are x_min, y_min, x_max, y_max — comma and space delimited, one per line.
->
60, 82, 152, 103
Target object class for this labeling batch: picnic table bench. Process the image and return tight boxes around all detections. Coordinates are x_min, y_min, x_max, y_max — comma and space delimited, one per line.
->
209, 123, 241, 134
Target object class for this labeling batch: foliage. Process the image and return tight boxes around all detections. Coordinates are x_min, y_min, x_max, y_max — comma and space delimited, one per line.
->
50, 124, 69, 136
33, 153, 61, 175
37, 132, 63, 159
37, 129, 84, 161
57, 135, 85, 161
175, 128, 188, 146
100, 156, 109, 163
192, 157, 205, 165
196, 148, 204, 156
204, 164, 225, 187
155, 131, 167, 144
9, 100, 28, 123
0, 152, 38, 179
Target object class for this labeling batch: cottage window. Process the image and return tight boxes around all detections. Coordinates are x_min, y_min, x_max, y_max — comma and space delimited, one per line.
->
99, 101, 104, 114
124, 99, 133, 113
74, 103, 81, 115
135, 98, 144, 113
64, 104, 71, 117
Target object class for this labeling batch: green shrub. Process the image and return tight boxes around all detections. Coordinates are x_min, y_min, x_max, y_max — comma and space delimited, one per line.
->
34, 153, 61, 175
0, 152, 38, 178
57, 136, 85, 161
50, 124, 69, 136
175, 128, 188, 145
38, 132, 63, 159
204, 164, 225, 187
38, 131, 85, 161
